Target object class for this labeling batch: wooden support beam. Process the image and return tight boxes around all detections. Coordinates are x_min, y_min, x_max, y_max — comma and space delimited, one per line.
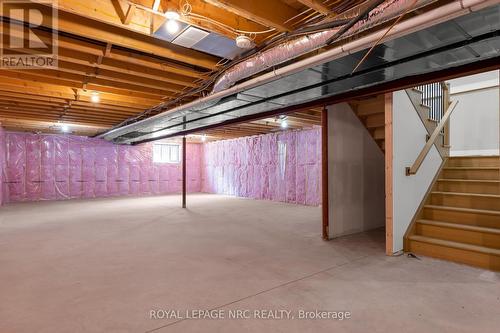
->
124, 4, 136, 25
54, 0, 270, 46
0, 69, 173, 99
0, 24, 208, 79
182, 136, 187, 209
205, 0, 298, 31
384, 93, 393, 255
24, 2, 220, 69
321, 106, 329, 240
164, 0, 272, 42
296, 0, 331, 15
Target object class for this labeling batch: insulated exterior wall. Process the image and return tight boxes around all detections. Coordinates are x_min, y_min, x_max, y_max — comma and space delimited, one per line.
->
0, 126, 5, 206
3, 132, 201, 203
201, 128, 321, 206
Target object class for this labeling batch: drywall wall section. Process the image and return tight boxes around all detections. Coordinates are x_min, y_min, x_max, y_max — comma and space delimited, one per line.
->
3, 132, 201, 203
327, 103, 385, 238
449, 70, 499, 156
201, 128, 321, 206
392, 90, 442, 252
0, 126, 5, 206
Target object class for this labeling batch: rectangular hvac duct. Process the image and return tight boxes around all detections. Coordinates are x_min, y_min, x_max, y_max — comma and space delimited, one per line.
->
172, 26, 210, 48
102, 4, 500, 145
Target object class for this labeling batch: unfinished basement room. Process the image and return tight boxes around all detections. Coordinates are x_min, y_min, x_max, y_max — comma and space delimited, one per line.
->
0, 1, 499, 332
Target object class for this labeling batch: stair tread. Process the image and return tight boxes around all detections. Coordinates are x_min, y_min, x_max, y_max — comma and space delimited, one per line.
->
431, 191, 500, 199
437, 179, 500, 183
449, 155, 499, 158
417, 219, 500, 234
443, 167, 500, 170
424, 205, 500, 215
409, 235, 500, 256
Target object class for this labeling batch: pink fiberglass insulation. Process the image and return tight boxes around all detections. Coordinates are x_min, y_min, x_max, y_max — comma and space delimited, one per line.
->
0, 126, 6, 206
2, 132, 201, 203
201, 127, 321, 206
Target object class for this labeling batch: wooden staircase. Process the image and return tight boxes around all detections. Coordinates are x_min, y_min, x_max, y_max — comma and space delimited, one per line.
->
405, 156, 500, 271
349, 95, 385, 152
348, 84, 450, 156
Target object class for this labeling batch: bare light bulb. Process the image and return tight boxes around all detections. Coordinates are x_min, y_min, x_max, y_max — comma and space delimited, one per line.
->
91, 92, 100, 103
280, 120, 288, 129
166, 19, 179, 34
201, 134, 207, 142
165, 11, 180, 20
61, 124, 70, 132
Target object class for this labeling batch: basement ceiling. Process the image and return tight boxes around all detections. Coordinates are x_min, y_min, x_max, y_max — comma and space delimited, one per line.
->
103, 4, 500, 144
0, 0, 370, 136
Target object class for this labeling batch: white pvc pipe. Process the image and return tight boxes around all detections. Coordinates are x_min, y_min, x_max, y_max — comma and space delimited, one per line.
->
101, 0, 497, 142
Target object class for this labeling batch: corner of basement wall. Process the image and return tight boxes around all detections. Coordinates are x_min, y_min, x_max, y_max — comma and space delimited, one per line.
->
200, 127, 322, 206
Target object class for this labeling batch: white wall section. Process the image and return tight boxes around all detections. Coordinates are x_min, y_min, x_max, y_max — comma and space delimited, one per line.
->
391, 91, 442, 252
327, 103, 385, 238
448, 70, 499, 156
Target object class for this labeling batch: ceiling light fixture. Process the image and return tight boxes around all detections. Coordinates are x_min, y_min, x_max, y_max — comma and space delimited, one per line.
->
280, 119, 288, 129
60, 124, 70, 133
165, 10, 180, 34
91, 91, 100, 103
166, 19, 180, 34
235, 35, 255, 49
165, 10, 180, 20
201, 134, 207, 142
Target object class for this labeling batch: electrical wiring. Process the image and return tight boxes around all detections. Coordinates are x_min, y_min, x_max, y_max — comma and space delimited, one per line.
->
112, 0, 415, 129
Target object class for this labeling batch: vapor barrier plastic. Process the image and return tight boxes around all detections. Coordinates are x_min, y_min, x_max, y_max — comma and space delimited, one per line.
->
3, 132, 201, 203
0, 127, 6, 206
201, 127, 321, 206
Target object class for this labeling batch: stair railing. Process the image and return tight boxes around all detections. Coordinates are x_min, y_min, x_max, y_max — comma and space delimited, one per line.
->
415, 82, 452, 151
406, 100, 458, 176
442, 82, 451, 149
415, 82, 447, 122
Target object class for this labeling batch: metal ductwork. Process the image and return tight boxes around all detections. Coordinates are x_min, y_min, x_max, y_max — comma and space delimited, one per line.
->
99, 0, 499, 143
180, 0, 411, 113
211, 0, 414, 93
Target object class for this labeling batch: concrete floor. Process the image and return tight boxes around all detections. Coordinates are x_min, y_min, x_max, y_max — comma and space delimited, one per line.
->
0, 194, 498, 333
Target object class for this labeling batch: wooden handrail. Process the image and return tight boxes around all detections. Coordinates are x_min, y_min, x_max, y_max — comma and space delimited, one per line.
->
439, 81, 449, 91
406, 100, 458, 176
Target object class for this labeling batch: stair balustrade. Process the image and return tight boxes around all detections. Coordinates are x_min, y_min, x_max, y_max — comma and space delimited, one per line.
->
406, 82, 453, 176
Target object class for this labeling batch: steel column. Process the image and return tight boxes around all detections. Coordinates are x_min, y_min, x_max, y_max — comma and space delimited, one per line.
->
182, 136, 186, 208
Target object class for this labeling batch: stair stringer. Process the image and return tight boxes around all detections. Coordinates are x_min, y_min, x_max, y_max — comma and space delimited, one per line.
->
405, 88, 436, 134
403, 158, 448, 251
348, 95, 386, 153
